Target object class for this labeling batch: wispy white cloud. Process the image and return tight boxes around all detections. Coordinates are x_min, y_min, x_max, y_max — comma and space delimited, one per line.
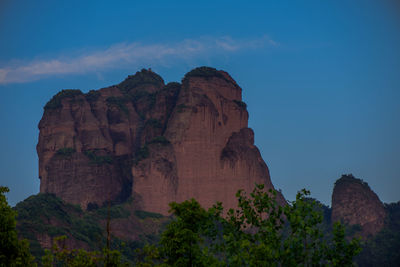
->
0, 36, 277, 84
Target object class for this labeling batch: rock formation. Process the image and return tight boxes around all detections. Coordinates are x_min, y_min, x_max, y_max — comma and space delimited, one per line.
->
331, 174, 386, 237
37, 67, 285, 215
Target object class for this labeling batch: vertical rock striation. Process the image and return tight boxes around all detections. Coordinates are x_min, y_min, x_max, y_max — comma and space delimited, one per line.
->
37, 67, 284, 215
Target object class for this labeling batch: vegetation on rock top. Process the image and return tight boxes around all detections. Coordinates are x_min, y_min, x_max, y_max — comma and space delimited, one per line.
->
183, 66, 223, 79
44, 89, 83, 110
118, 69, 164, 93
163, 82, 181, 91
334, 174, 370, 189
182, 66, 234, 85
85, 90, 101, 102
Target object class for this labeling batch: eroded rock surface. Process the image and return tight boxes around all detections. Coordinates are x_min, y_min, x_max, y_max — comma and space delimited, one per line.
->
331, 174, 386, 237
38, 67, 284, 215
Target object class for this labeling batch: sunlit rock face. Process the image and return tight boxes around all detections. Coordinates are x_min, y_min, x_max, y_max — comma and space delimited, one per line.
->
331, 174, 386, 237
38, 67, 285, 215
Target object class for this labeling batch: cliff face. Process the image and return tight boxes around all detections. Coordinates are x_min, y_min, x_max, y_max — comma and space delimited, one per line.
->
38, 67, 284, 215
331, 174, 386, 237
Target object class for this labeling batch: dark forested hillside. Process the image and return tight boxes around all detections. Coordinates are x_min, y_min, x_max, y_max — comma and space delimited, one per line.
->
15, 193, 168, 263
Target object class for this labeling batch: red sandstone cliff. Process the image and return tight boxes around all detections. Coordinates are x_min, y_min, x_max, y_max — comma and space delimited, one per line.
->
37, 67, 284, 215
331, 174, 386, 237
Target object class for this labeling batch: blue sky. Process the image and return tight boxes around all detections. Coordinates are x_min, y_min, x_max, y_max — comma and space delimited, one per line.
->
0, 0, 399, 206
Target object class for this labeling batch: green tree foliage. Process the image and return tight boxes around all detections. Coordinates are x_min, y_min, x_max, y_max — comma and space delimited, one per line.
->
15, 191, 168, 265
7, 184, 362, 266
0, 186, 36, 267
137, 184, 361, 266
158, 200, 219, 266
42, 236, 128, 267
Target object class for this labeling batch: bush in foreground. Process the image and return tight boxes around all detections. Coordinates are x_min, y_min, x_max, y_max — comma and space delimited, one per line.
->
0, 186, 36, 266
137, 184, 361, 266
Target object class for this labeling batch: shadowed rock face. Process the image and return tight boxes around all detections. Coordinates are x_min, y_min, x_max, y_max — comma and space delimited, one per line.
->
331, 174, 386, 237
38, 67, 284, 215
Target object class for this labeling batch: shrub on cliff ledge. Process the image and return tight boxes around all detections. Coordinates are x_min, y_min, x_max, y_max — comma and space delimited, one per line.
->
56, 147, 76, 158
133, 145, 149, 165
148, 136, 170, 145
233, 100, 247, 109
134, 210, 163, 220
84, 150, 113, 165
106, 96, 130, 115
145, 118, 163, 129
